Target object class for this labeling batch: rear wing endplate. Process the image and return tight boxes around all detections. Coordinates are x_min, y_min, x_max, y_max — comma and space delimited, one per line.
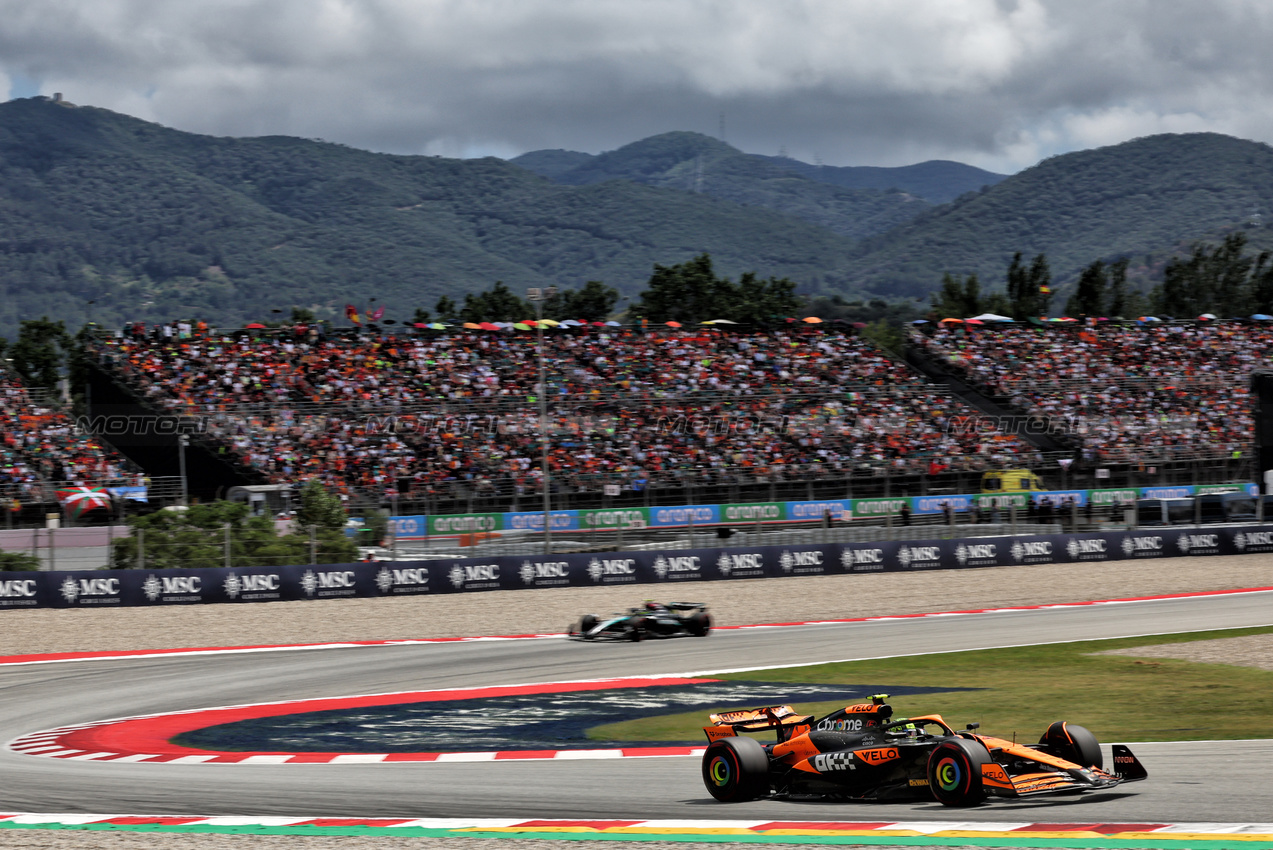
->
704, 704, 814, 741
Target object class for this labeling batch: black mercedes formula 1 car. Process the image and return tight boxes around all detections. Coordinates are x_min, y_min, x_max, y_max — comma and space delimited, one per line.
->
701, 695, 1146, 807
568, 601, 711, 641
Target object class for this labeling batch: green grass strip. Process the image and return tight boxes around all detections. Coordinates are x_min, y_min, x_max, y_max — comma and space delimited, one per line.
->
2, 822, 1271, 848
594, 625, 1273, 745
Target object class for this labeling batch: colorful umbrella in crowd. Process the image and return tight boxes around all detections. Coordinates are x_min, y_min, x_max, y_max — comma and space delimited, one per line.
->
802, 316, 823, 324
56, 486, 113, 519
665, 321, 683, 328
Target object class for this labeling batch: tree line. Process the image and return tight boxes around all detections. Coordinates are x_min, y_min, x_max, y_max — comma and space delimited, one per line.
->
929, 252, 1054, 320
930, 232, 1273, 320
412, 253, 801, 327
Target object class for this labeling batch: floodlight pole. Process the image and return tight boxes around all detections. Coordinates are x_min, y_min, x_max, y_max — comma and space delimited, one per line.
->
528, 286, 557, 554
178, 434, 189, 507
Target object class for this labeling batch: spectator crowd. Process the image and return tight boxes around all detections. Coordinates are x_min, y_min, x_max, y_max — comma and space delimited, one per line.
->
915, 321, 1264, 463
1, 364, 130, 505
92, 323, 1041, 502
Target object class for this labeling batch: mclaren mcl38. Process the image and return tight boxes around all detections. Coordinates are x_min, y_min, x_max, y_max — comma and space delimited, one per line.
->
701, 695, 1146, 806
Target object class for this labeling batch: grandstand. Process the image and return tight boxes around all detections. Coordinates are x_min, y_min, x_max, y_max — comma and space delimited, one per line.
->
84, 323, 1049, 517
1, 362, 149, 523
912, 321, 1260, 468
0, 317, 1238, 529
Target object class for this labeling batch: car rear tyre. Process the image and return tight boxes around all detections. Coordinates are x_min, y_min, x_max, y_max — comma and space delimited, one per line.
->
927, 738, 988, 807
688, 612, 712, 636
1040, 721, 1102, 769
702, 736, 770, 802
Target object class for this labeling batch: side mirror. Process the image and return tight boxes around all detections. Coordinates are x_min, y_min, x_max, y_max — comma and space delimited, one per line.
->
966, 723, 980, 731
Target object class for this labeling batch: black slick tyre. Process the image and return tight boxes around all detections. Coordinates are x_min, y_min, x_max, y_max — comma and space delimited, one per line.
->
628, 618, 647, 641
1040, 721, 1102, 769
578, 614, 598, 636
927, 738, 988, 807
702, 736, 769, 802
688, 612, 712, 636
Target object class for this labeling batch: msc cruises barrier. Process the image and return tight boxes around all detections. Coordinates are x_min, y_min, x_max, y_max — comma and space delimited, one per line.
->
5, 524, 1273, 609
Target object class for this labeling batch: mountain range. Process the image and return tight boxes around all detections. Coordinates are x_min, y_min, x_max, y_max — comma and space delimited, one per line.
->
514, 135, 1004, 205
0, 94, 1271, 338
511, 132, 1005, 238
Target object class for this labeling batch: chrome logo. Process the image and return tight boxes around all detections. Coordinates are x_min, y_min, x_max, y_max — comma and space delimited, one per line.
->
709, 755, 732, 786
934, 756, 963, 791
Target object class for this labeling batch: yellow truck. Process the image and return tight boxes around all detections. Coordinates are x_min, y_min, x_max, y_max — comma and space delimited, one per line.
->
980, 469, 1045, 494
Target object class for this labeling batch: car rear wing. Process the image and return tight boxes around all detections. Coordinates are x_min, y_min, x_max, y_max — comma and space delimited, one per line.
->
703, 704, 814, 742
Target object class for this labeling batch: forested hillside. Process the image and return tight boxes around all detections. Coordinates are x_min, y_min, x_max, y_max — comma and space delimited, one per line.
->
511, 132, 1006, 220
745, 155, 1005, 204
513, 132, 933, 238
846, 133, 1273, 301
0, 99, 861, 337
4, 95, 1273, 338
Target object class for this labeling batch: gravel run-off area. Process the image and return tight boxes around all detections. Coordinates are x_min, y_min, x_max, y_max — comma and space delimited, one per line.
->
5, 554, 1273, 850
5, 554, 1273, 656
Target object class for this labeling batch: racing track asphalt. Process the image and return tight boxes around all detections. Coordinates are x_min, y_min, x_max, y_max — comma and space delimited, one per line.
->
3, 590, 1273, 823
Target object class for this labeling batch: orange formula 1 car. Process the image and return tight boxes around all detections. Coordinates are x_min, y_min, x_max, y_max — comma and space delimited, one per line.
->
700, 695, 1146, 807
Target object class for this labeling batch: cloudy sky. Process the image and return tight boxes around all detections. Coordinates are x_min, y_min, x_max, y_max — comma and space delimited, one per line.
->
2, 0, 1272, 174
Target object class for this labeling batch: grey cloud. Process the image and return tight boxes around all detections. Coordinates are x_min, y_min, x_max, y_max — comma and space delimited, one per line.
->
4, 1, 1273, 172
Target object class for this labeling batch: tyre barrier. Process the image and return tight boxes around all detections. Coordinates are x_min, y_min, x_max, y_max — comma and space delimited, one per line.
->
3, 524, 1272, 609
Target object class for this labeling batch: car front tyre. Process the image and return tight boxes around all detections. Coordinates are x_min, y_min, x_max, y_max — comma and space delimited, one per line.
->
1040, 721, 1103, 769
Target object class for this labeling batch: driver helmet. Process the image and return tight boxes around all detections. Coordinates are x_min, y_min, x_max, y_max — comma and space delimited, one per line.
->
644, 600, 661, 611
